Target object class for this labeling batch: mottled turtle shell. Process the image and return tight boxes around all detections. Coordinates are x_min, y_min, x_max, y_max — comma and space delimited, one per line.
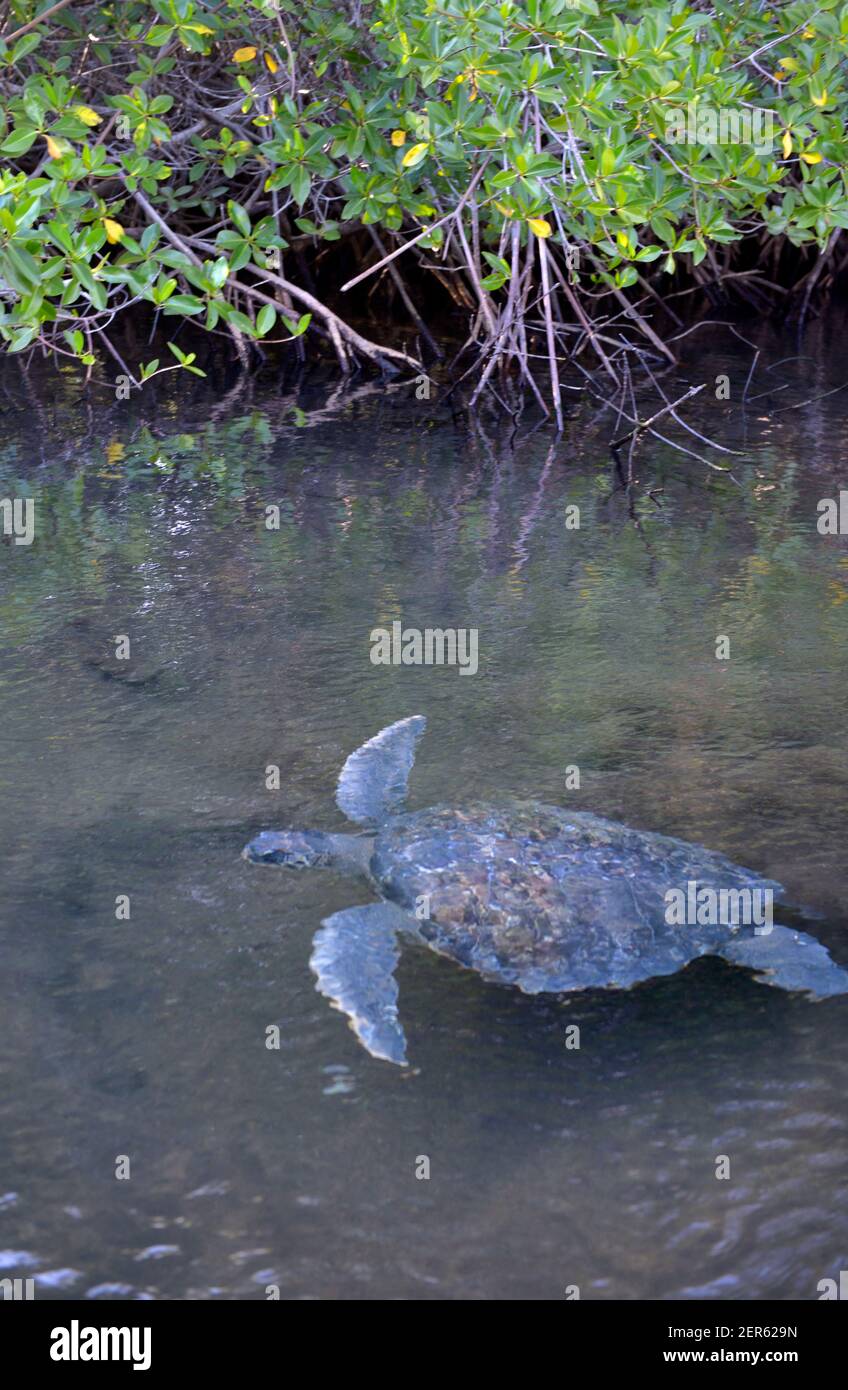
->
246, 716, 848, 1064
369, 801, 782, 993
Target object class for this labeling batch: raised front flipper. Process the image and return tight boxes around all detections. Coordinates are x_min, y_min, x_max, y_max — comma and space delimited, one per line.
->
718, 925, 848, 999
311, 903, 414, 1064
335, 716, 426, 826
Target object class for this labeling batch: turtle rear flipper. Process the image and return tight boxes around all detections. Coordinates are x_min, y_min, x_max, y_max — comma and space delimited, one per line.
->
311, 903, 415, 1064
717, 924, 848, 998
335, 716, 426, 826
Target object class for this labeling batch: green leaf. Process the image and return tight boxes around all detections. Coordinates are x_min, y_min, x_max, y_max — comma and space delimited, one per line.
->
282, 312, 311, 338
5, 245, 41, 290
218, 305, 256, 334
11, 34, 42, 63
227, 199, 251, 237
206, 257, 229, 291
1, 127, 38, 156
290, 166, 311, 208
161, 294, 205, 314
7, 325, 40, 352
46, 219, 75, 255
256, 304, 276, 335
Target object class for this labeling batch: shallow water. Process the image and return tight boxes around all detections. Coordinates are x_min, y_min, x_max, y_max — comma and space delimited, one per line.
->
1, 322, 847, 1300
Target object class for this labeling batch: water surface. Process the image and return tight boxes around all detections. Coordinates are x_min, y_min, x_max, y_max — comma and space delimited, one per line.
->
1, 324, 847, 1299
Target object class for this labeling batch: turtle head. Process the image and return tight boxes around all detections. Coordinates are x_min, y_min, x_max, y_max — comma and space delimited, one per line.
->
242, 830, 337, 869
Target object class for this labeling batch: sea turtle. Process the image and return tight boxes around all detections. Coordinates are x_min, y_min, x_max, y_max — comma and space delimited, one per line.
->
243, 716, 848, 1064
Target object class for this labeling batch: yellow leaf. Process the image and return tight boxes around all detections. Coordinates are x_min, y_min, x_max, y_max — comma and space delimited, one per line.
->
803, 27, 815, 38
264, 52, 278, 74
800, 150, 823, 164
74, 106, 102, 127
782, 129, 792, 158
103, 217, 124, 244
233, 46, 257, 62
44, 134, 63, 160
812, 90, 828, 107
401, 141, 429, 168
773, 71, 787, 82
528, 217, 552, 239
391, 129, 407, 147
106, 441, 125, 466
780, 57, 798, 72
829, 581, 848, 606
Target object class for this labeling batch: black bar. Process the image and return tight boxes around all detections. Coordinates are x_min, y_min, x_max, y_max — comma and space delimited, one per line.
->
2, 1297, 842, 1376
